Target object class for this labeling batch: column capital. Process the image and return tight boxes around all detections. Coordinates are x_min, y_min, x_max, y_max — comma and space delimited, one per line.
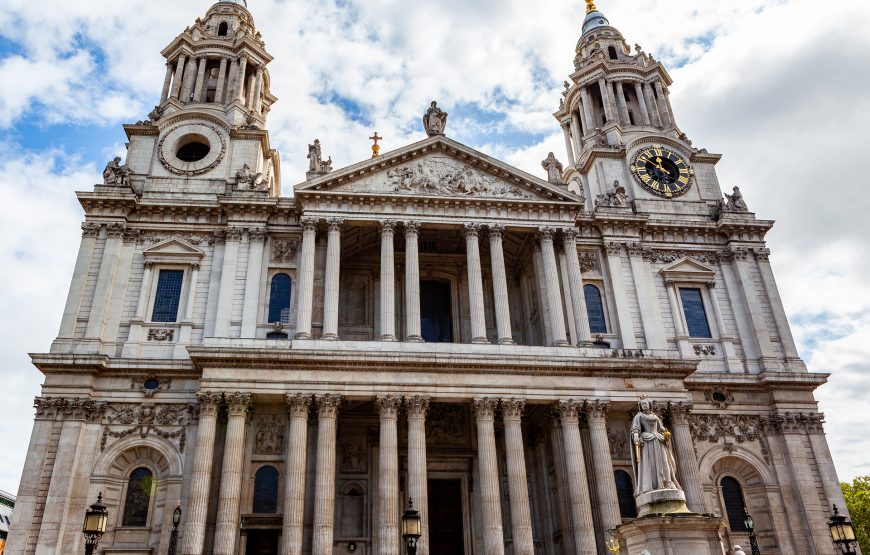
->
501, 398, 526, 422
536, 226, 556, 241
300, 217, 319, 232
376, 395, 403, 418
462, 222, 482, 238
326, 218, 345, 233
225, 392, 253, 417
487, 223, 506, 238
315, 394, 342, 418
553, 399, 581, 423
196, 391, 223, 417
285, 393, 312, 419
605, 241, 623, 256
663, 401, 693, 422
81, 221, 102, 238
404, 220, 422, 235
225, 227, 244, 242
248, 227, 268, 242
584, 399, 610, 421
404, 395, 430, 419
626, 241, 645, 257
379, 219, 397, 235
472, 397, 498, 420
560, 227, 578, 241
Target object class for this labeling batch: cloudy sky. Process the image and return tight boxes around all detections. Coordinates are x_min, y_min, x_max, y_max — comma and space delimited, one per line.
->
1, 0, 869, 494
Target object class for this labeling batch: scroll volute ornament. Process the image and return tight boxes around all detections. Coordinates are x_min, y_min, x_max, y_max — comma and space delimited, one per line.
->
404, 395, 430, 419
286, 393, 312, 419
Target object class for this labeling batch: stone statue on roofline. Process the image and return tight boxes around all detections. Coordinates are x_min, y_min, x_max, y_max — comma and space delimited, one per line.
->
423, 101, 448, 137
541, 152, 564, 185
723, 186, 749, 212
102, 156, 134, 188
306, 139, 334, 180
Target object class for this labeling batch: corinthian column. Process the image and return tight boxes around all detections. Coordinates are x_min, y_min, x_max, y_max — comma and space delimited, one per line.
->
598, 77, 615, 122
473, 398, 505, 554
405, 396, 430, 555
404, 222, 423, 342
634, 82, 652, 126
584, 401, 622, 535
501, 399, 534, 555
236, 56, 248, 102
538, 228, 569, 346
668, 403, 706, 513
322, 218, 344, 340
554, 400, 597, 555
312, 394, 342, 553
160, 61, 174, 102
379, 220, 397, 341
488, 225, 514, 344
295, 217, 318, 339
654, 81, 672, 127
170, 55, 187, 100
215, 57, 228, 104
377, 395, 402, 555
180, 392, 222, 555
561, 228, 592, 346
464, 223, 489, 343
282, 394, 312, 555
193, 56, 208, 103
213, 393, 252, 555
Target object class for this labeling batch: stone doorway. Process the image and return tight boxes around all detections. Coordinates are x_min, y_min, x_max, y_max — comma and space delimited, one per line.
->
427, 479, 465, 554
244, 529, 280, 555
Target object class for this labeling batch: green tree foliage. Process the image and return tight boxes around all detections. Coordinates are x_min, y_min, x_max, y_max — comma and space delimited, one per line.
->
842, 475, 870, 553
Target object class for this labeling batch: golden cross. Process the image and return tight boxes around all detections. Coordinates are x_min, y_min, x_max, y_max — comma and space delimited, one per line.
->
370, 132, 382, 158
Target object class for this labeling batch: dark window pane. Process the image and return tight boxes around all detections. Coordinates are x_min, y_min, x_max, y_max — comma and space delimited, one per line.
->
584, 284, 607, 334
268, 273, 292, 324
420, 281, 452, 343
721, 476, 748, 532
122, 467, 153, 527
253, 466, 279, 514
152, 270, 184, 322
680, 288, 712, 338
614, 470, 638, 519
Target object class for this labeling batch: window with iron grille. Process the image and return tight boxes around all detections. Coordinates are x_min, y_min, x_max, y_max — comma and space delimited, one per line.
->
584, 284, 607, 334
679, 287, 712, 338
151, 270, 184, 323
268, 273, 293, 324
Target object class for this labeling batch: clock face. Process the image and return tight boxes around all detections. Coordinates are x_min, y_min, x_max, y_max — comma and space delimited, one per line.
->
630, 145, 694, 198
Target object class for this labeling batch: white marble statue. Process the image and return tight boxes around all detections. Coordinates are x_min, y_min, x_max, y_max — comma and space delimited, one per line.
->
631, 397, 682, 495
541, 152, 564, 184
423, 101, 448, 136
307, 140, 323, 172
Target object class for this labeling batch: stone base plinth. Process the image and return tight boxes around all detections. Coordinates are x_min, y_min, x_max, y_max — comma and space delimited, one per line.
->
613, 514, 727, 555
636, 488, 689, 517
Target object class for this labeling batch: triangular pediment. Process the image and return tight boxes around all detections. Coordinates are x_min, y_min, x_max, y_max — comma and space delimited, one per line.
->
295, 136, 582, 204
659, 257, 715, 282
143, 239, 204, 260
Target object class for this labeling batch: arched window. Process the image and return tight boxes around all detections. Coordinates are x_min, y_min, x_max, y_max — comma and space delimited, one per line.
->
122, 467, 154, 527
608, 46, 618, 60
218, 22, 229, 36
268, 273, 292, 324
721, 476, 748, 532
584, 284, 607, 334
614, 470, 637, 519
253, 465, 279, 513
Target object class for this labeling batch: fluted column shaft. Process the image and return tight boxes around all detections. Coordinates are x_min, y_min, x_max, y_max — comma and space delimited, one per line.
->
215, 57, 228, 104
241, 230, 266, 337
580, 86, 596, 130
405, 396, 430, 555
488, 225, 514, 344
312, 395, 342, 553
502, 399, 534, 555
214, 229, 242, 337
570, 113, 583, 157
193, 56, 208, 103
213, 393, 252, 555
562, 124, 575, 165
598, 77, 615, 122
404, 222, 423, 342
377, 396, 402, 555
473, 398, 505, 554
281, 394, 311, 555
226, 57, 239, 102
183, 57, 197, 102
464, 224, 489, 343
585, 402, 622, 534
322, 218, 343, 340
670, 405, 706, 512
654, 81, 672, 126
555, 401, 597, 555
295, 218, 317, 339
538, 228, 569, 346
379, 220, 397, 341
236, 56, 248, 102
160, 62, 174, 102
561, 229, 592, 345
170, 55, 187, 100
180, 393, 222, 555
615, 80, 630, 125
633, 82, 652, 126
643, 83, 662, 127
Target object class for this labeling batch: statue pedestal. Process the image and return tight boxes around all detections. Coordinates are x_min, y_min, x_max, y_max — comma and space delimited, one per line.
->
613, 514, 727, 555
636, 488, 689, 517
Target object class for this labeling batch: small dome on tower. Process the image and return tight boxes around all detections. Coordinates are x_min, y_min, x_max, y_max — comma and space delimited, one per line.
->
582, 10, 610, 34
215, 0, 248, 7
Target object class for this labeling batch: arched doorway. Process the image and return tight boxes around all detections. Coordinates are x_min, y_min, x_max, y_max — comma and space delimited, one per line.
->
420, 280, 453, 342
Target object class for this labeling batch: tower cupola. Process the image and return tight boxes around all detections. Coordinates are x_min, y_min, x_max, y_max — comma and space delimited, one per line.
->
582, 0, 610, 34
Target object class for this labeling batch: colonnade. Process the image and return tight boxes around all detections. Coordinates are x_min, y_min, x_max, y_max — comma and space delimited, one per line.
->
160, 52, 266, 113
294, 218, 594, 346
179, 393, 706, 555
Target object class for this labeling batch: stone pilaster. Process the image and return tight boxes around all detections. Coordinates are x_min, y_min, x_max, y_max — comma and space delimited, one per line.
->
488, 224, 514, 344
282, 394, 312, 555
472, 398, 505, 554
584, 400, 622, 536
213, 393, 252, 555
312, 394, 342, 554
404, 396, 430, 555
214, 227, 243, 337
377, 395, 402, 555
464, 223, 489, 344
627, 243, 666, 350
501, 399, 534, 555
180, 392, 222, 555
295, 217, 318, 339
561, 228, 592, 346
554, 400, 597, 555
58, 223, 100, 338
85, 223, 124, 339
404, 221, 423, 342
538, 228, 569, 346
322, 218, 344, 340
241, 228, 267, 338
379, 220, 397, 341
604, 242, 638, 349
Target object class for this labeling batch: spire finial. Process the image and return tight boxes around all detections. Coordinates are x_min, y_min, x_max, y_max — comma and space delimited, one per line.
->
586, 0, 598, 14
370, 132, 382, 158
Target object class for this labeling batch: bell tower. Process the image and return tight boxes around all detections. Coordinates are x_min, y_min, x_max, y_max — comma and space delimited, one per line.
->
555, 0, 727, 217
120, 0, 281, 196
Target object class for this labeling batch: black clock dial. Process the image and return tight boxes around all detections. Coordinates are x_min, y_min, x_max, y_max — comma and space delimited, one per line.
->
630, 145, 693, 198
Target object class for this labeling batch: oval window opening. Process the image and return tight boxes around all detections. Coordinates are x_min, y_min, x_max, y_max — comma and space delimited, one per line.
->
177, 140, 210, 162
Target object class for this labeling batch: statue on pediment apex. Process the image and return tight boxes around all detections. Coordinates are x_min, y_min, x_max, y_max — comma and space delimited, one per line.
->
541, 152, 564, 185
423, 101, 448, 137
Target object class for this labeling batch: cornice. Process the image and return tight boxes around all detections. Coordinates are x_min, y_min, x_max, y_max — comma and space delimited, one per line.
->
684, 371, 826, 392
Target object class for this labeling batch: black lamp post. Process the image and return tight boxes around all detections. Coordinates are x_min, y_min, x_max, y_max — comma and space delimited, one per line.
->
401, 498, 422, 555
743, 507, 761, 555
168, 502, 182, 555
81, 492, 109, 555
828, 504, 858, 554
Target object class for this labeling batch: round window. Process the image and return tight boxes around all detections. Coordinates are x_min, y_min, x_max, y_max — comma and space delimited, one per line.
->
712, 392, 727, 403
144, 379, 161, 390
177, 138, 211, 162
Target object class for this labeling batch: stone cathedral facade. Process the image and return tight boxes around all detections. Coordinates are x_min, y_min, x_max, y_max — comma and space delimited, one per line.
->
7, 1, 856, 554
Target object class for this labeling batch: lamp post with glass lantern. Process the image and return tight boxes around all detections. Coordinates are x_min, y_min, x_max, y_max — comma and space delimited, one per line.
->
828, 504, 858, 555
168, 502, 182, 555
401, 498, 422, 555
743, 507, 761, 555
82, 492, 109, 555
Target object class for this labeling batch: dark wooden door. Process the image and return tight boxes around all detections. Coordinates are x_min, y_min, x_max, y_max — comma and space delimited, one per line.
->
245, 529, 280, 555
421, 281, 453, 343
427, 479, 465, 554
